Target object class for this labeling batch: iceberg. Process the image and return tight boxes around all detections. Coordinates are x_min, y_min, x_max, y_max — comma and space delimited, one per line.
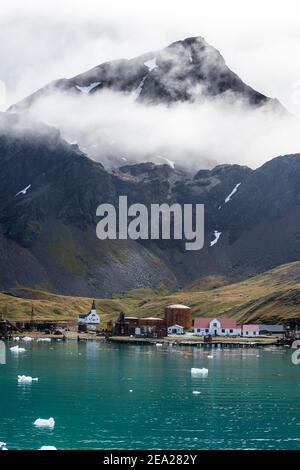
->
191, 367, 208, 376
37, 338, 51, 342
39, 446, 57, 450
34, 417, 55, 429
22, 336, 33, 342
18, 375, 38, 383
10, 345, 26, 353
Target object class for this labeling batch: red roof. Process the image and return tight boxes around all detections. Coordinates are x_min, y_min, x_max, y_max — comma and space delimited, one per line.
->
194, 317, 239, 329
243, 324, 260, 331
194, 318, 211, 328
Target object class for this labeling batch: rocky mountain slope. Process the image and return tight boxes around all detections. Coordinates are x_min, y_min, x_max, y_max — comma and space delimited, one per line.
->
1, 113, 300, 299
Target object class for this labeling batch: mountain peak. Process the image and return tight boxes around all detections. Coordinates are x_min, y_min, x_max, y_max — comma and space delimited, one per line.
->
9, 36, 282, 113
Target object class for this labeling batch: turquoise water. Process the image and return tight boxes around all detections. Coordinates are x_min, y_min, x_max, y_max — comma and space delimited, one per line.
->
0, 340, 299, 450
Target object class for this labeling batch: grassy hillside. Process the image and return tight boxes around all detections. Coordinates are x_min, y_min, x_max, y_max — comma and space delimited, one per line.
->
2, 262, 300, 324
137, 263, 300, 323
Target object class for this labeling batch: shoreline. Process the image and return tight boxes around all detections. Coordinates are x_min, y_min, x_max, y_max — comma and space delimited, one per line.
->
108, 336, 281, 347
4, 332, 284, 347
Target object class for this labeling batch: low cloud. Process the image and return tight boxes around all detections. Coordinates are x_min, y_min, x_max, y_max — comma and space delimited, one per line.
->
24, 88, 300, 170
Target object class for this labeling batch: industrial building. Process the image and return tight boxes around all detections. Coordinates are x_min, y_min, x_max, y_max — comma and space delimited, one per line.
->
164, 304, 192, 329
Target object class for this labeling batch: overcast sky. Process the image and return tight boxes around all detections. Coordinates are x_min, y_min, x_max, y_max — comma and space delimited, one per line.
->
1, 0, 300, 114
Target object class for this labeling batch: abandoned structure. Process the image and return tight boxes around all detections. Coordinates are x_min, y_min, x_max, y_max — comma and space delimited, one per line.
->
164, 304, 192, 329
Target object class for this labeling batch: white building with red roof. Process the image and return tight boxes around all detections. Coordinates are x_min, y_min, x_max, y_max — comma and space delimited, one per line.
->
242, 324, 260, 337
194, 317, 241, 337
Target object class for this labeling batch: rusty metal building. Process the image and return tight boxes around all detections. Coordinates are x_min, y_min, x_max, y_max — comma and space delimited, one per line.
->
164, 304, 192, 329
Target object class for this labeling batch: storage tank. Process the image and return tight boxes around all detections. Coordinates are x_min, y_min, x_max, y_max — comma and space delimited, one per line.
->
164, 304, 192, 329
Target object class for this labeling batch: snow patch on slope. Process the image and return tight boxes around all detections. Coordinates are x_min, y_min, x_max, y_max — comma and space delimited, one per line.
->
76, 82, 101, 94
225, 182, 241, 203
157, 155, 175, 169
144, 58, 157, 71
210, 231, 222, 247
133, 75, 148, 99
15, 184, 31, 197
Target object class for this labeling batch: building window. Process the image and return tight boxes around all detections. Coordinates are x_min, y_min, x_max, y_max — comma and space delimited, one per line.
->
230, 329, 233, 333
246, 331, 248, 335
197, 329, 201, 333
205, 329, 209, 333
253, 331, 256, 335
222, 329, 225, 333
213, 323, 217, 327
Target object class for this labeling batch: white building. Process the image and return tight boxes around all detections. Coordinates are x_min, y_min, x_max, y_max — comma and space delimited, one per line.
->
168, 324, 184, 335
242, 325, 260, 337
78, 300, 100, 325
194, 317, 241, 337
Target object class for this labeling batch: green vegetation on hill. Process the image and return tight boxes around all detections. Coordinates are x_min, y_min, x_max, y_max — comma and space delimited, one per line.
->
1, 262, 300, 324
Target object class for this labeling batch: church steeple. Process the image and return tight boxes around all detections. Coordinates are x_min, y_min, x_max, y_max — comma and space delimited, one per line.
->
91, 300, 96, 312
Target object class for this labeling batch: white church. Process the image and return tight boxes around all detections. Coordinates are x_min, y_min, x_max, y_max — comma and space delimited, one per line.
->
78, 300, 100, 325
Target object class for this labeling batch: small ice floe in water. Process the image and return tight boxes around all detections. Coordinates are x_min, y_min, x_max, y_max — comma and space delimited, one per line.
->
144, 57, 157, 71
224, 182, 241, 203
18, 375, 38, 384
156, 343, 163, 347
191, 368, 208, 376
22, 336, 33, 342
37, 338, 51, 342
15, 184, 31, 197
0, 442, 8, 450
210, 231, 222, 247
207, 355, 214, 359
192, 391, 201, 395
39, 446, 57, 450
76, 82, 101, 94
13, 336, 20, 341
129, 390, 133, 393
10, 345, 26, 353
34, 418, 55, 429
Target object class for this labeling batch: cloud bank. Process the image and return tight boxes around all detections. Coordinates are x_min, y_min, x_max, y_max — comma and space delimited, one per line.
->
24, 88, 300, 170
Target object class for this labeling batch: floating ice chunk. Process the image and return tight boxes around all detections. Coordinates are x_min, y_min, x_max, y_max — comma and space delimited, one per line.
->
225, 182, 241, 203
0, 442, 7, 450
10, 345, 26, 353
192, 391, 201, 395
144, 57, 157, 71
37, 338, 51, 342
210, 231, 222, 247
156, 343, 163, 347
207, 355, 214, 359
34, 417, 55, 429
129, 390, 133, 393
18, 375, 38, 383
76, 82, 101, 93
22, 336, 33, 342
13, 336, 20, 341
191, 367, 208, 376
39, 446, 57, 450
15, 184, 31, 197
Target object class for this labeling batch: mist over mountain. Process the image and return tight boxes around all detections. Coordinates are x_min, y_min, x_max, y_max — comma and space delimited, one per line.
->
8, 37, 299, 171
2, 112, 300, 297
